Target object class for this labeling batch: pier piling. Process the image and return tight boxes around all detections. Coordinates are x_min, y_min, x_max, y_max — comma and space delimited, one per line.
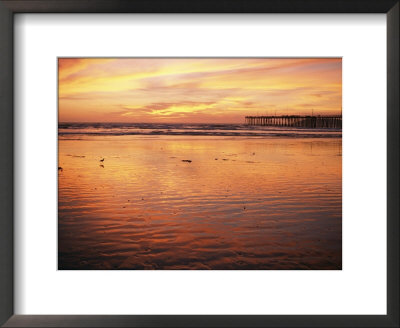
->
245, 115, 342, 129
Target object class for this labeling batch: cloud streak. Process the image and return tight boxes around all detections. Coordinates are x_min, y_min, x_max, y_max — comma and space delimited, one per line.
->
58, 58, 342, 123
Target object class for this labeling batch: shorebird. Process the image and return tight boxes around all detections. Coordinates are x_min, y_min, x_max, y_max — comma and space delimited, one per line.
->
100, 158, 105, 162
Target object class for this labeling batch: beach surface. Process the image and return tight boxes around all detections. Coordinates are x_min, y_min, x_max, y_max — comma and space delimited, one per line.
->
58, 127, 342, 270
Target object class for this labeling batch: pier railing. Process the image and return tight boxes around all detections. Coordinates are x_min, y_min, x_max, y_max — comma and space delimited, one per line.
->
245, 115, 342, 129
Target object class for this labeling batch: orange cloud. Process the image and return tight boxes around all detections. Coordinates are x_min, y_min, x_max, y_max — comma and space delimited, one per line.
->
59, 58, 342, 123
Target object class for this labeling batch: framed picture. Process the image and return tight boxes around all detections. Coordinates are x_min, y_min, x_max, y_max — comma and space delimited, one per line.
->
0, 1, 398, 327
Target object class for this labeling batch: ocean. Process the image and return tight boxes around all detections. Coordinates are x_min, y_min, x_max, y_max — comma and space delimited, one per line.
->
58, 122, 342, 138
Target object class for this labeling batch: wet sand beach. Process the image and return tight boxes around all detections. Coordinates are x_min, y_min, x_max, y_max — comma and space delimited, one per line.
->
58, 130, 342, 270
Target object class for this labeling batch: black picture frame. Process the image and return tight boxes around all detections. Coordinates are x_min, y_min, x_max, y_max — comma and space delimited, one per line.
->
0, 1, 398, 327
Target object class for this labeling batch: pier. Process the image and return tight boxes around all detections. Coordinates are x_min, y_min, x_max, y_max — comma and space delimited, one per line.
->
245, 115, 342, 129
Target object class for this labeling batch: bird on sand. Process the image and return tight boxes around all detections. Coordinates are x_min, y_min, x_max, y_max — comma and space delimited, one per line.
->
100, 158, 105, 162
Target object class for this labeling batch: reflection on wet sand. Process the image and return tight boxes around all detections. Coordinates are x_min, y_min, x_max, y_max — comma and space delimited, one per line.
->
58, 135, 341, 270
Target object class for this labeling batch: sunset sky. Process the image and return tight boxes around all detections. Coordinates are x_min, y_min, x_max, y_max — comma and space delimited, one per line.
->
58, 58, 342, 123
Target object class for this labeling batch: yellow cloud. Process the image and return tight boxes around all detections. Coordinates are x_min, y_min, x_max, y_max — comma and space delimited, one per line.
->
58, 58, 342, 123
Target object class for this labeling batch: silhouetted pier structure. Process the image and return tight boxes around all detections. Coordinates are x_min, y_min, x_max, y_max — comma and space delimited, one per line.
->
245, 115, 342, 129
